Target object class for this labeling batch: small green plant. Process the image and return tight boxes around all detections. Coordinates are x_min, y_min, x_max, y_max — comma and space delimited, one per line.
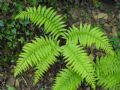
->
110, 36, 120, 49
14, 6, 115, 90
96, 50, 120, 90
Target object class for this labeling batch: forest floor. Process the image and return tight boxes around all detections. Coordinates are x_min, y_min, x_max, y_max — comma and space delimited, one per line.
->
0, 1, 120, 90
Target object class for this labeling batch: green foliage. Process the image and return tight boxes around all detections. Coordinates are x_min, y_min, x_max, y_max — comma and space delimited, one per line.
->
0, 1, 36, 63
65, 24, 113, 55
14, 5, 115, 90
15, 6, 66, 39
14, 37, 60, 83
96, 50, 120, 90
0, 20, 4, 27
0, 0, 56, 63
62, 44, 96, 88
53, 69, 82, 90
110, 36, 120, 49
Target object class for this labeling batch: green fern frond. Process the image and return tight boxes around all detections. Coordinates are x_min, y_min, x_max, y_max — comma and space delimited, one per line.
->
62, 44, 96, 89
98, 73, 120, 90
65, 23, 114, 55
96, 56, 120, 76
34, 52, 57, 84
15, 6, 66, 39
14, 37, 60, 77
53, 69, 82, 90
96, 53, 120, 90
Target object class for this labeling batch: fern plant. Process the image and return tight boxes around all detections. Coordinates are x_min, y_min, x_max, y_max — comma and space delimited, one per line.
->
96, 50, 120, 90
14, 5, 114, 90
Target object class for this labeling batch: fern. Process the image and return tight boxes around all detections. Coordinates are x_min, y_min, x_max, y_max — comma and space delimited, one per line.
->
34, 50, 58, 84
62, 44, 96, 88
14, 37, 60, 77
53, 69, 82, 90
65, 24, 114, 55
14, 5, 114, 90
15, 6, 66, 39
96, 51, 120, 90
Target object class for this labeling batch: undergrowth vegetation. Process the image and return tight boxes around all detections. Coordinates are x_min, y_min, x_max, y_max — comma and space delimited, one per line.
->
96, 51, 120, 90
14, 5, 120, 90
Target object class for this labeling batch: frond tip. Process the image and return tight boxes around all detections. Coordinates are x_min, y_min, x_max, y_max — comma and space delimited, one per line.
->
15, 5, 66, 39
34, 53, 57, 84
65, 23, 114, 55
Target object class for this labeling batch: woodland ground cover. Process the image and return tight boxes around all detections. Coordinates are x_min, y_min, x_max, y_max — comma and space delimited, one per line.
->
0, 0, 120, 90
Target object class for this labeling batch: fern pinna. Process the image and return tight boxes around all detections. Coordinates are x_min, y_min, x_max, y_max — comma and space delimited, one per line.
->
96, 50, 120, 90
15, 6, 115, 90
